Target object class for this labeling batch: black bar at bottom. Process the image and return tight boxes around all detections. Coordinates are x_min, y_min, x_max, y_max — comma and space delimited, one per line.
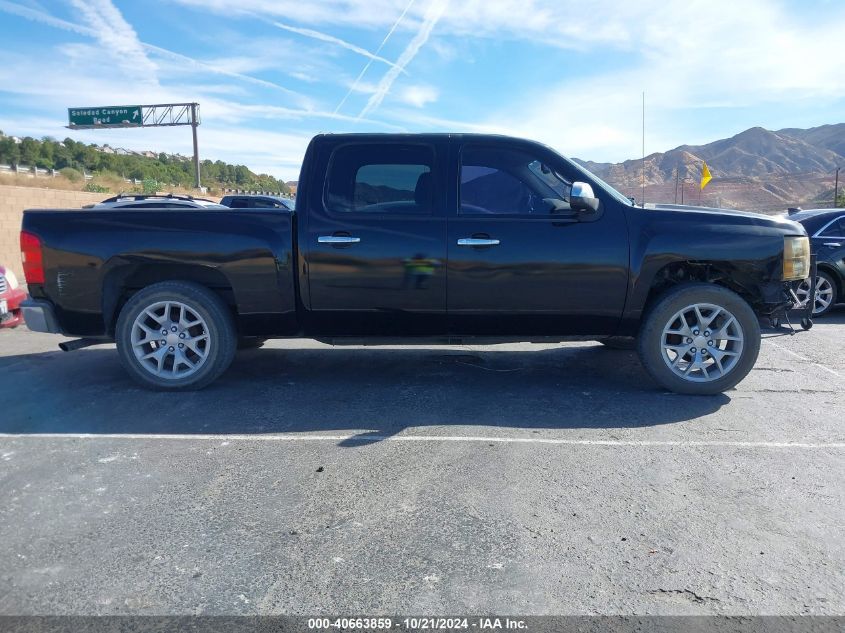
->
0, 616, 842, 633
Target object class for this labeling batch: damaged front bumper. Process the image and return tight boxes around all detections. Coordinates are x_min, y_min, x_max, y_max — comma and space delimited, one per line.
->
756, 255, 817, 330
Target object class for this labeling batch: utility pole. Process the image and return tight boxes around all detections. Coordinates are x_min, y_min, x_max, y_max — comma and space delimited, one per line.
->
674, 165, 679, 204
835, 166, 840, 208
191, 102, 201, 189
641, 91, 645, 207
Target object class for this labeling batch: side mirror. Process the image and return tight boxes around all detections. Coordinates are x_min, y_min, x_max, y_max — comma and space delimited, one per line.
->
570, 182, 600, 214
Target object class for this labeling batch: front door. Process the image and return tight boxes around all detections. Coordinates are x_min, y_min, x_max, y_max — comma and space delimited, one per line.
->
447, 141, 630, 336
304, 139, 448, 335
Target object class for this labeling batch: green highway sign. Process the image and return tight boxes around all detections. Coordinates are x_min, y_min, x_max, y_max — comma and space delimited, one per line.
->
68, 105, 142, 128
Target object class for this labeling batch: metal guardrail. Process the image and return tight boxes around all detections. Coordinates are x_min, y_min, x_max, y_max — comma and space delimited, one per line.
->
0, 163, 94, 180
220, 188, 293, 197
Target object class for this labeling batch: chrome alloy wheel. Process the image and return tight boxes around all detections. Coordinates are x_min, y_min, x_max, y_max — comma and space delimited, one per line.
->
660, 303, 744, 382
796, 276, 834, 315
131, 301, 210, 379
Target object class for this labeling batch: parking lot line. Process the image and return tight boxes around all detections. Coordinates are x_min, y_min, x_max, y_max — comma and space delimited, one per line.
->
1, 432, 843, 448
767, 340, 843, 378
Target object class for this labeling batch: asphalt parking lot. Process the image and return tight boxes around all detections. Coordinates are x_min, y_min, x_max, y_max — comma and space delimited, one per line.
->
1, 312, 843, 616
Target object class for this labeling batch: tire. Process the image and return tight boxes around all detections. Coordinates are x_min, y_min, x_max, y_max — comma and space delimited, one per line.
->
797, 271, 838, 317
238, 337, 267, 350
598, 336, 637, 350
115, 281, 237, 391
637, 283, 760, 395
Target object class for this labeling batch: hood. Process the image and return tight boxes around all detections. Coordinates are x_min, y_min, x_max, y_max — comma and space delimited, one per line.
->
643, 203, 806, 234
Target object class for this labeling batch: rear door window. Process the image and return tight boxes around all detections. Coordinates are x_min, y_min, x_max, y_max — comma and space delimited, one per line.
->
819, 217, 845, 237
325, 144, 434, 215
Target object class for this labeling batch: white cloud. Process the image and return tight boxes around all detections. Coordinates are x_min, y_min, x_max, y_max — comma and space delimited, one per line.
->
289, 71, 318, 83
398, 85, 438, 108
482, 1, 845, 160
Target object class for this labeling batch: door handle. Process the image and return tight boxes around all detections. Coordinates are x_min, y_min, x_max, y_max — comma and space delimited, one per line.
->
823, 242, 841, 248
318, 235, 361, 244
457, 238, 500, 247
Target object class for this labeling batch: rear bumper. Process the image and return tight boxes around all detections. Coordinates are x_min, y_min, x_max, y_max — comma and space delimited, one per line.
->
20, 297, 63, 334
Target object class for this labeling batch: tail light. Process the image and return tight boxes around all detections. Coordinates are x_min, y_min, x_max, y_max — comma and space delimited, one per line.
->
20, 230, 45, 284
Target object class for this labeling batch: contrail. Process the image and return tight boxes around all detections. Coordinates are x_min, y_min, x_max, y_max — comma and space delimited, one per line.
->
143, 43, 310, 105
67, 0, 158, 80
270, 21, 407, 74
0, 0, 95, 36
334, 0, 417, 115
359, 0, 449, 119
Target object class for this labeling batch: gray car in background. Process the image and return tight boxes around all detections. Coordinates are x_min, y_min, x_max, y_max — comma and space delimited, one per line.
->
219, 194, 295, 210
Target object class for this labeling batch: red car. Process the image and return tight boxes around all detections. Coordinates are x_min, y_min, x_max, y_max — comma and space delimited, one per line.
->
0, 264, 26, 328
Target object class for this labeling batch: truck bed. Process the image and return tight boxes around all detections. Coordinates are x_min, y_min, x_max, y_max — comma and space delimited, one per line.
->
22, 208, 298, 337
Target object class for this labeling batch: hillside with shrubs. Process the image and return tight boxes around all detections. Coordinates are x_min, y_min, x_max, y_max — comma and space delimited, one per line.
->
0, 131, 289, 194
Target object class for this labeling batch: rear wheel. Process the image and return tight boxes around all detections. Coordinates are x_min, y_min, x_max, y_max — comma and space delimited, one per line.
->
637, 283, 760, 395
116, 281, 237, 391
796, 271, 837, 316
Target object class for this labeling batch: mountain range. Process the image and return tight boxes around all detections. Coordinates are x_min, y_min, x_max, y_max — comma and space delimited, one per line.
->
573, 123, 845, 213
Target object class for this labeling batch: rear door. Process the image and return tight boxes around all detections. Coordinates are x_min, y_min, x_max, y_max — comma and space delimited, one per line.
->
303, 138, 448, 335
446, 139, 630, 336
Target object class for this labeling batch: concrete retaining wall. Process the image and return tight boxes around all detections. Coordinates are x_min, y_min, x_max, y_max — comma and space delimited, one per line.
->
0, 185, 105, 279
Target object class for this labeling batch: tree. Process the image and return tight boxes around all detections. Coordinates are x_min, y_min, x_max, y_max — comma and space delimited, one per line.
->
0, 136, 20, 165
37, 140, 55, 169
19, 137, 40, 165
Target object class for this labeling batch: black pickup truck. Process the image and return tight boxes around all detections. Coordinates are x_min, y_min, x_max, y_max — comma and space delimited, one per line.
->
20, 133, 810, 394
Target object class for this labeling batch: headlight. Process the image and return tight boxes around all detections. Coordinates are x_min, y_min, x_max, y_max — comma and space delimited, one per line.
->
783, 236, 810, 281
3, 269, 19, 289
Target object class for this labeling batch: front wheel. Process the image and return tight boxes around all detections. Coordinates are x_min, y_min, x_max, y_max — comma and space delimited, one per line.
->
637, 283, 760, 395
115, 281, 237, 391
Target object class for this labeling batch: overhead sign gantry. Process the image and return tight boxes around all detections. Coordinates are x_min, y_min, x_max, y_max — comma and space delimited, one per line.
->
67, 103, 202, 188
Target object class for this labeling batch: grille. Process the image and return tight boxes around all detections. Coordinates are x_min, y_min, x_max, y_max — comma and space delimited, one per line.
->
0, 274, 7, 294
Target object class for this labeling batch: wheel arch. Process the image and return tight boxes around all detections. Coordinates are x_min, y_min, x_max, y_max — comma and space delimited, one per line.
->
816, 263, 842, 298
637, 260, 762, 325
103, 262, 236, 336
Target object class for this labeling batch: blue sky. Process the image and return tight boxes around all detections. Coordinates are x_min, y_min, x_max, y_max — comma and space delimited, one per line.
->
1, 0, 844, 180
